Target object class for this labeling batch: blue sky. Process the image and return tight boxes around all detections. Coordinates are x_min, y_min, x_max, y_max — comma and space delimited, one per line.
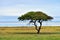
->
0, 0, 60, 17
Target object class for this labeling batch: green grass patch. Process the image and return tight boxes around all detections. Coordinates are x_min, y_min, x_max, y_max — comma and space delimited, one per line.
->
0, 34, 60, 40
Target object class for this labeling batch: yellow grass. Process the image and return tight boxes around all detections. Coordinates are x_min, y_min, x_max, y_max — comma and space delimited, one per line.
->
0, 26, 60, 34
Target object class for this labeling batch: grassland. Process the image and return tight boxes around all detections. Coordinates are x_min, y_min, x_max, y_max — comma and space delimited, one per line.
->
0, 26, 60, 40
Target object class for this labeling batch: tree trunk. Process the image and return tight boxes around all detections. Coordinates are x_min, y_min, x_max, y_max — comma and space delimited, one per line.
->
34, 20, 42, 34
37, 22, 42, 34
37, 29, 40, 34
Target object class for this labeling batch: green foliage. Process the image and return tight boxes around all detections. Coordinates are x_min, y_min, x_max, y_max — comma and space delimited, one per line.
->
18, 11, 53, 21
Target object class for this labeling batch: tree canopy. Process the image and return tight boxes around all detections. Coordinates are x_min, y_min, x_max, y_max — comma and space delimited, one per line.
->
18, 11, 53, 21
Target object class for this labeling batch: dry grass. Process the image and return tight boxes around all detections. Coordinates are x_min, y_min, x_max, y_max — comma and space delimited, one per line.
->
0, 26, 60, 40
0, 26, 60, 34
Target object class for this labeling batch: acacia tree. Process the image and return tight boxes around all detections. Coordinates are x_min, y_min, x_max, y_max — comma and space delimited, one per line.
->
18, 11, 53, 34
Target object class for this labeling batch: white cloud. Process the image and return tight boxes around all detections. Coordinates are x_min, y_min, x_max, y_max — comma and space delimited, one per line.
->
0, 8, 19, 16
0, 3, 60, 17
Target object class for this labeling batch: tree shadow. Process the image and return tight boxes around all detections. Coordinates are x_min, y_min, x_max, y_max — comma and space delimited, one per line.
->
40, 32, 60, 34
8, 32, 60, 34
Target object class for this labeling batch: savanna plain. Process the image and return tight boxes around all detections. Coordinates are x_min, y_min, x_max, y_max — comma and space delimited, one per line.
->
0, 26, 60, 40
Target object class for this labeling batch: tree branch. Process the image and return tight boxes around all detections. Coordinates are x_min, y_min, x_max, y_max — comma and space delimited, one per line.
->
39, 20, 42, 31
34, 20, 38, 30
